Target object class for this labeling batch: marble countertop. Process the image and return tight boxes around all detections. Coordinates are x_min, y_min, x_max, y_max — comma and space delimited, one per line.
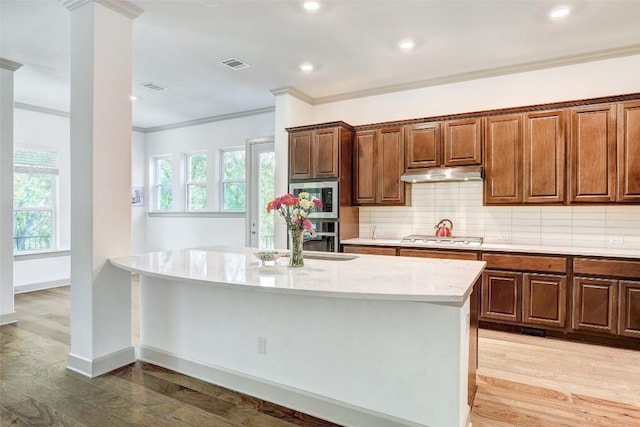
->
109, 246, 485, 304
341, 238, 640, 259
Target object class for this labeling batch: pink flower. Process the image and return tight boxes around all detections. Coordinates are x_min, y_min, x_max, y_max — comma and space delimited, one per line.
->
313, 198, 323, 209
303, 218, 313, 232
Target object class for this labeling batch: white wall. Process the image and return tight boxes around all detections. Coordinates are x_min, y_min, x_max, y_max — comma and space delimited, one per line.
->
13, 107, 71, 291
131, 130, 147, 254
144, 111, 275, 252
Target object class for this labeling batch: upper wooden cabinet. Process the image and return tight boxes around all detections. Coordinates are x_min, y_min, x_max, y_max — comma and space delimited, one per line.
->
405, 118, 481, 169
483, 114, 523, 204
484, 110, 566, 205
405, 122, 441, 168
354, 126, 406, 205
617, 100, 640, 202
443, 118, 482, 166
288, 122, 353, 180
569, 104, 617, 203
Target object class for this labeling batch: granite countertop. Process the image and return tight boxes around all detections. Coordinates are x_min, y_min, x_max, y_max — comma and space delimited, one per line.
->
109, 246, 485, 304
341, 238, 640, 259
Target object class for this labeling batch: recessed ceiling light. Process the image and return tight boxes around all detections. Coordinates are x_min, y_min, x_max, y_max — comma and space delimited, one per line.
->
303, 1, 320, 11
398, 39, 415, 51
130, 95, 138, 101
299, 62, 314, 72
550, 6, 570, 19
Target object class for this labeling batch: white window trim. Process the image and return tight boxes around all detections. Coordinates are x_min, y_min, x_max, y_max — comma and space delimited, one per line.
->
219, 146, 246, 212
13, 147, 59, 254
152, 154, 173, 211
185, 150, 207, 211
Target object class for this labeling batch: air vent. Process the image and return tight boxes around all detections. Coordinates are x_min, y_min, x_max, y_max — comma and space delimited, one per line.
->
140, 81, 167, 91
220, 57, 250, 70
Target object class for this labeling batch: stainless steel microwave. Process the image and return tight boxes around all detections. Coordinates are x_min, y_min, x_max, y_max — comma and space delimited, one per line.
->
289, 181, 338, 219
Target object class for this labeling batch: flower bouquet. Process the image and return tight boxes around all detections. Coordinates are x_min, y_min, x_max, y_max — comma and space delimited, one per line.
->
267, 192, 322, 267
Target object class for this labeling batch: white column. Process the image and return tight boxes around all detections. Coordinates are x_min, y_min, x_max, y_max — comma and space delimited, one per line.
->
62, 0, 143, 377
0, 59, 23, 325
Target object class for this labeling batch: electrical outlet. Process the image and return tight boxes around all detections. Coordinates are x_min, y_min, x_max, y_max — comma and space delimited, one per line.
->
499, 233, 511, 240
608, 237, 624, 244
258, 337, 267, 354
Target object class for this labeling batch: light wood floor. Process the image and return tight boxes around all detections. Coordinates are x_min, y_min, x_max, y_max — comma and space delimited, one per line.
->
2, 286, 640, 427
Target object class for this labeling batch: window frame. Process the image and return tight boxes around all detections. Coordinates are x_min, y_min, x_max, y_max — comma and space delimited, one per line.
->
185, 151, 207, 211
13, 147, 59, 254
153, 155, 174, 211
219, 146, 246, 212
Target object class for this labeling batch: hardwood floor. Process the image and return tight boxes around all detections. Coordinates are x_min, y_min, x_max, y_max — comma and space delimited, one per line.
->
2, 285, 640, 427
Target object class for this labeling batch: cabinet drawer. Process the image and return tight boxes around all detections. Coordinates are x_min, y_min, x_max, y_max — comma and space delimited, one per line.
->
343, 246, 397, 256
399, 249, 479, 261
574, 258, 640, 279
482, 253, 567, 273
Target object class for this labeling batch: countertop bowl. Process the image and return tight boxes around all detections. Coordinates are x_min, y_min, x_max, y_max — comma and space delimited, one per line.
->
255, 250, 281, 263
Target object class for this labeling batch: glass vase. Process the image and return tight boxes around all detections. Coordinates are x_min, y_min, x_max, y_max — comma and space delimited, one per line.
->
289, 228, 304, 268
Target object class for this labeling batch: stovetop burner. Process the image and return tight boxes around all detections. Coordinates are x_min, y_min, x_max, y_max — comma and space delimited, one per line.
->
400, 235, 483, 246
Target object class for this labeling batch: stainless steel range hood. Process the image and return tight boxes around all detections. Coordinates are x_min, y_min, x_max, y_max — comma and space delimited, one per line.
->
400, 165, 483, 183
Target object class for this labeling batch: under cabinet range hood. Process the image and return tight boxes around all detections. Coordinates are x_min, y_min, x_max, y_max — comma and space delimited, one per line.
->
400, 165, 483, 183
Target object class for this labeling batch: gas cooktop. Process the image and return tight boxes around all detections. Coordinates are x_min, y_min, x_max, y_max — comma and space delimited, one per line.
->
400, 235, 484, 246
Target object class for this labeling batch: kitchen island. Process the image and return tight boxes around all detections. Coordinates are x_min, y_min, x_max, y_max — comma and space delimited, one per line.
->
110, 246, 485, 427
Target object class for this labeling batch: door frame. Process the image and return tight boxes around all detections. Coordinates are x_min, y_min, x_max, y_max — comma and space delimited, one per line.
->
245, 136, 275, 247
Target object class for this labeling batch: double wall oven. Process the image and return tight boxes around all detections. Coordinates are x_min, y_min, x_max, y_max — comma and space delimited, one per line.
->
289, 181, 339, 253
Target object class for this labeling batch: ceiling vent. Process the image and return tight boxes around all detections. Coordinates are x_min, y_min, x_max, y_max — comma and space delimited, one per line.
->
140, 81, 167, 91
220, 57, 250, 70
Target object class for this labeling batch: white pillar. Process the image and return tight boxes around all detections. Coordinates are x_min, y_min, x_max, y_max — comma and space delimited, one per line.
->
0, 58, 23, 325
62, 0, 143, 377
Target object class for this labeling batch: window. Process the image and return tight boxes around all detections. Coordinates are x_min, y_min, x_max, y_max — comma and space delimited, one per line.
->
13, 148, 58, 252
186, 152, 207, 210
220, 147, 246, 211
154, 156, 173, 210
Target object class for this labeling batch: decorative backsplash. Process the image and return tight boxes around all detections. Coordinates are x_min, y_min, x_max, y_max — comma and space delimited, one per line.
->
358, 181, 640, 250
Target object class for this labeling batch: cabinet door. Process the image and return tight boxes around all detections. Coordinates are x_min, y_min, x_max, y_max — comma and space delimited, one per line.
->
289, 131, 313, 180
313, 127, 339, 178
354, 131, 377, 204
523, 274, 566, 328
481, 270, 522, 322
619, 280, 640, 338
572, 277, 618, 335
444, 118, 482, 166
405, 123, 441, 168
343, 245, 397, 256
617, 100, 640, 202
377, 127, 405, 204
484, 114, 522, 204
523, 110, 566, 204
569, 104, 617, 202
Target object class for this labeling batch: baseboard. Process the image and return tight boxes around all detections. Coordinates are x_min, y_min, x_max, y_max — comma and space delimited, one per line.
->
137, 344, 426, 427
0, 311, 18, 325
15, 279, 69, 294
67, 346, 135, 378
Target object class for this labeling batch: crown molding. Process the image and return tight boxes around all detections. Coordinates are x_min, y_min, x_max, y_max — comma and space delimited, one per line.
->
270, 87, 314, 105
14, 102, 70, 117
0, 58, 23, 72
313, 43, 640, 105
144, 106, 275, 134
61, 0, 144, 19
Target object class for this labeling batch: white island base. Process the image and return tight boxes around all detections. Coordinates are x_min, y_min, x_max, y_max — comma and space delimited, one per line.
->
111, 247, 484, 427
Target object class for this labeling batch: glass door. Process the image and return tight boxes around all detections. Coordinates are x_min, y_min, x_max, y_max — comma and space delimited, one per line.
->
247, 138, 275, 248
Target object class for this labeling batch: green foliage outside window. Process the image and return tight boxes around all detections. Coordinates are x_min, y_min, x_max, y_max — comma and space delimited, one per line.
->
156, 157, 173, 210
13, 173, 53, 252
221, 149, 246, 211
188, 153, 207, 210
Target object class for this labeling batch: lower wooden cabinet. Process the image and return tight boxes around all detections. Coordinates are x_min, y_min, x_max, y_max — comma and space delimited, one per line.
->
523, 274, 566, 328
398, 248, 479, 260
481, 271, 521, 322
342, 245, 397, 256
619, 280, 640, 338
572, 277, 618, 335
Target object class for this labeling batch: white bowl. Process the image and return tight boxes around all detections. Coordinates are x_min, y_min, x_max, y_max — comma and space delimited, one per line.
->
255, 250, 281, 263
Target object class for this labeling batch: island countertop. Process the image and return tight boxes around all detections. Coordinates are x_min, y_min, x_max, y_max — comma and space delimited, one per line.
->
110, 246, 486, 304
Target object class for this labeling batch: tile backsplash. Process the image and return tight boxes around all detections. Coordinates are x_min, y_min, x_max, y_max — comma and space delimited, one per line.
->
358, 182, 640, 250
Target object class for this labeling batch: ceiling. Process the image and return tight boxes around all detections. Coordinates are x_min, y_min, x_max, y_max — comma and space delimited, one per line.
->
2, 0, 640, 130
